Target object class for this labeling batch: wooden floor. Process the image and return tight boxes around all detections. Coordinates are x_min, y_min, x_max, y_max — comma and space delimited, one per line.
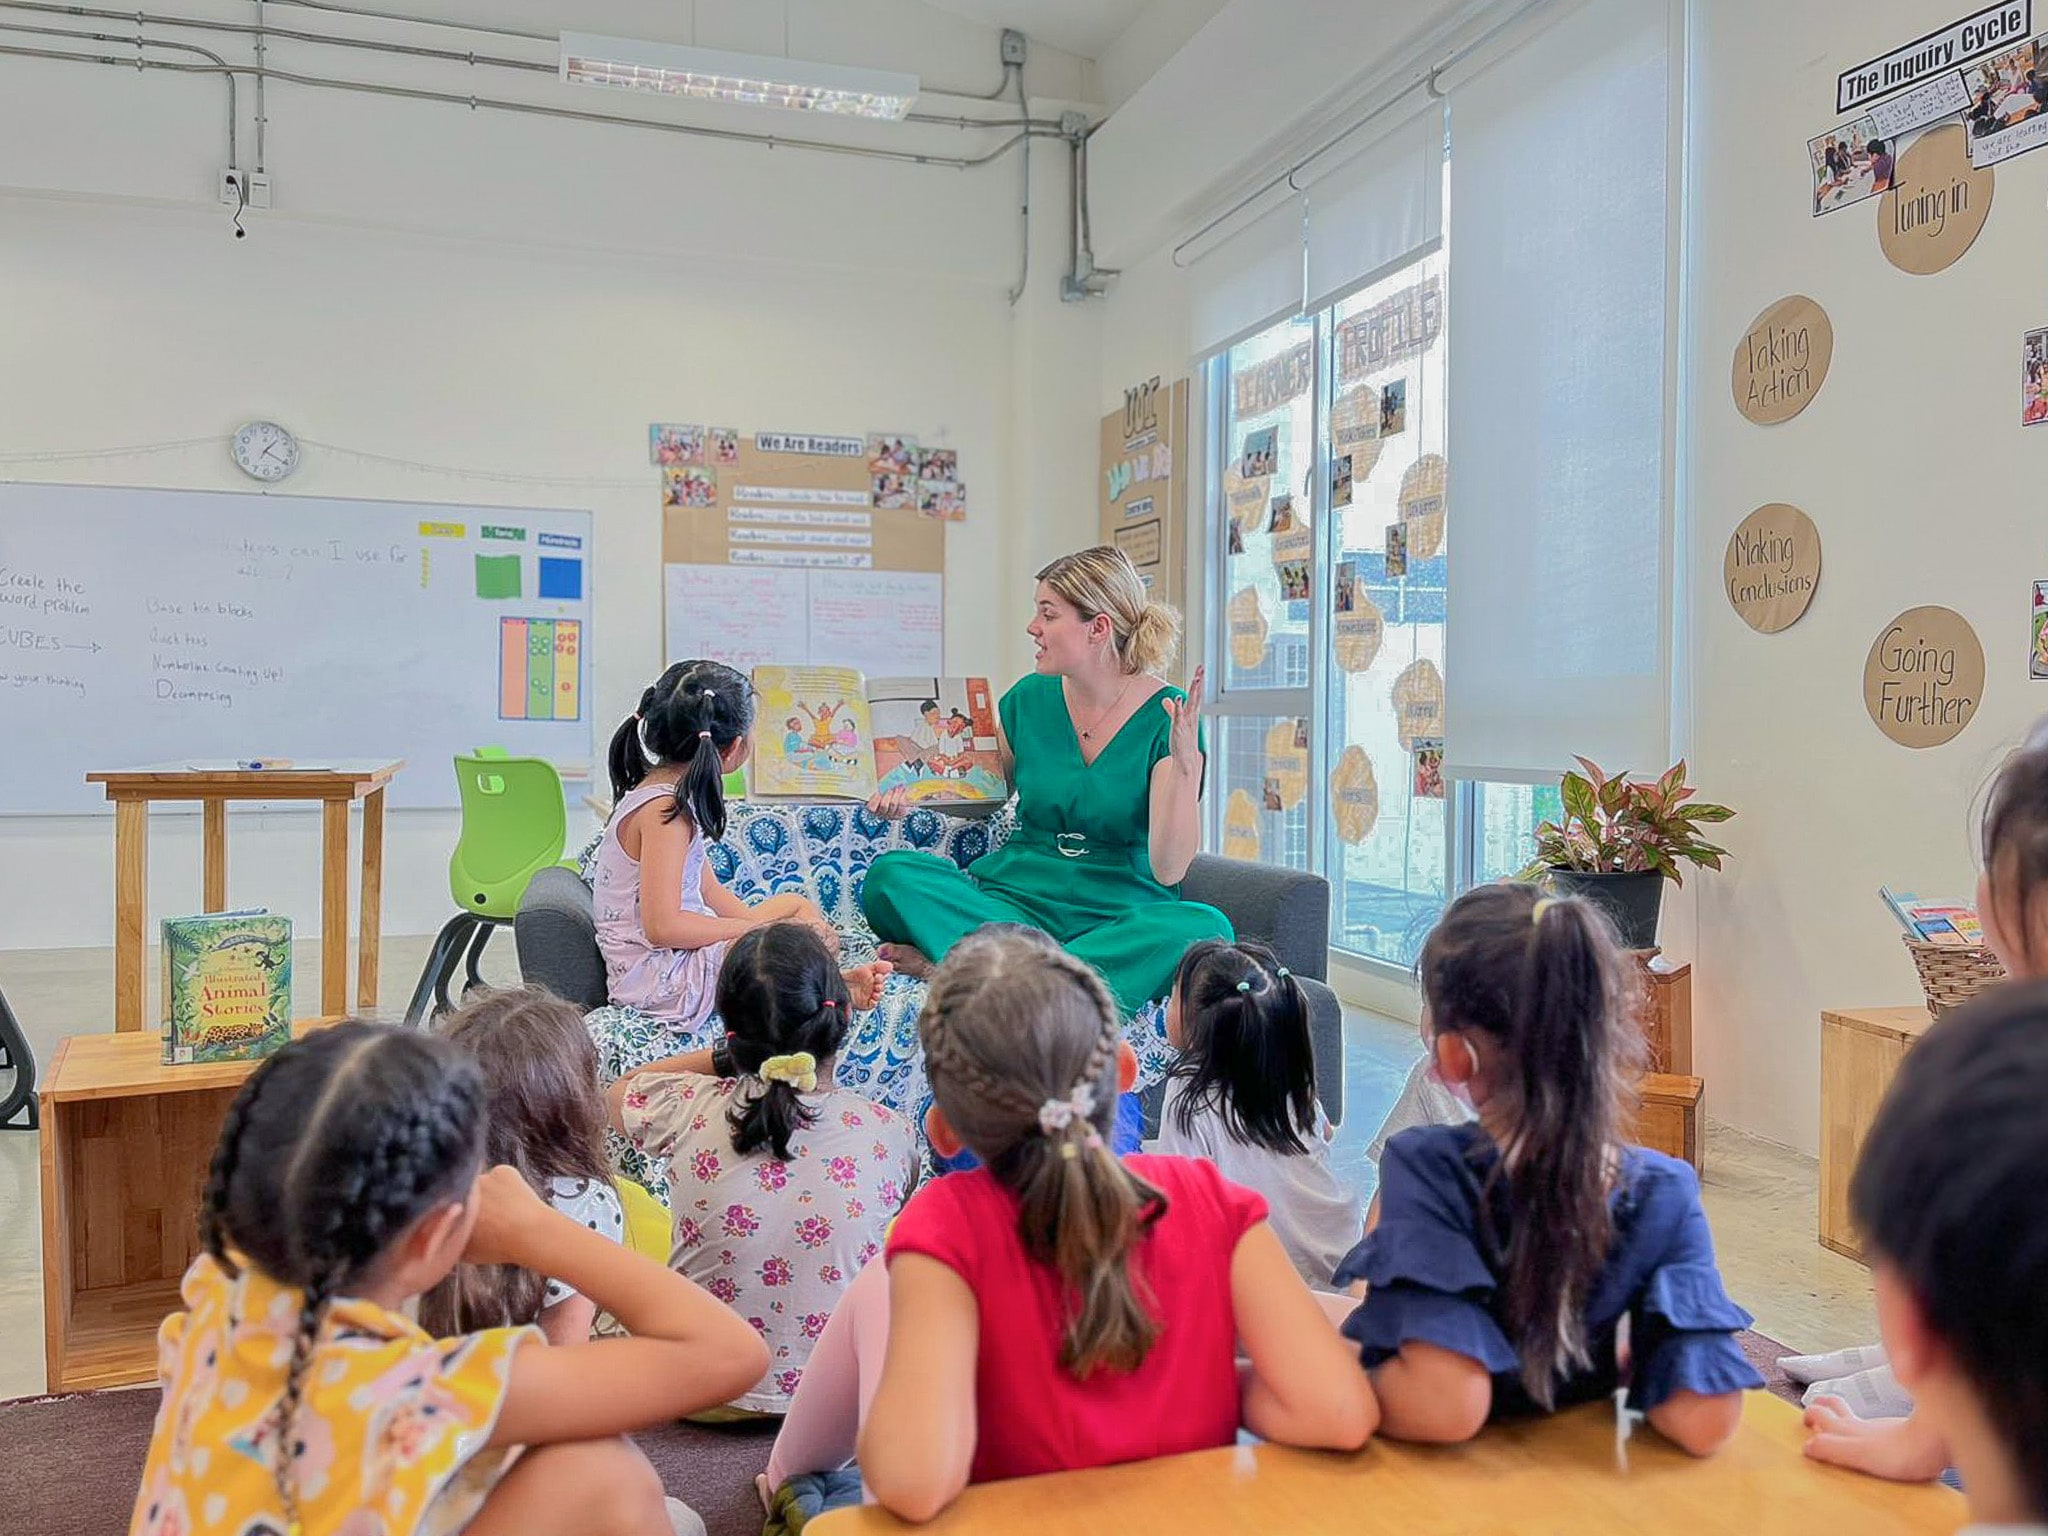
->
0, 939, 1878, 1401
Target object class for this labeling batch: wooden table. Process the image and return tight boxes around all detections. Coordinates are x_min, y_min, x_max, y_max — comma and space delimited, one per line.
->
38, 1021, 332, 1391
813, 1394, 1959, 1535
1820, 1005, 1936, 1262
86, 761, 402, 1029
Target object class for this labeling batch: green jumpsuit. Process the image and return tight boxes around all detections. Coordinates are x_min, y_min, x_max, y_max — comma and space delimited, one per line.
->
859, 673, 1233, 1010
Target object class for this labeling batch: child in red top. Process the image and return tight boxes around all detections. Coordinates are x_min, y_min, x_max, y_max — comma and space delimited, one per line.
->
855, 928, 1376, 1521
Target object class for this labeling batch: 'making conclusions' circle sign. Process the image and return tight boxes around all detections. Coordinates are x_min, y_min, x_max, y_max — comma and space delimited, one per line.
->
1732, 295, 1832, 425
1724, 504, 1821, 633
1863, 605, 1983, 748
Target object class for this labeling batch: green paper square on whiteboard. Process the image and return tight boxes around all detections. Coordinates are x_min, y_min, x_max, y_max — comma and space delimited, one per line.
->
474, 554, 521, 599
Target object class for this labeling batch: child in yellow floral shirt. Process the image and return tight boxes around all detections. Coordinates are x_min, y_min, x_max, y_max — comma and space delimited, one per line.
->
131, 1021, 767, 1536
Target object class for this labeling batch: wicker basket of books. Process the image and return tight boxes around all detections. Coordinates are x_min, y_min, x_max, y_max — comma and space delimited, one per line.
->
1901, 934, 2006, 1017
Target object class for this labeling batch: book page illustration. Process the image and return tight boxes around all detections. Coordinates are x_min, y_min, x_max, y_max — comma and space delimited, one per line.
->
751, 665, 876, 799
868, 676, 1006, 804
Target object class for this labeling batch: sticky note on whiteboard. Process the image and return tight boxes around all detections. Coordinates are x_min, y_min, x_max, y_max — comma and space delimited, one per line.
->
475, 554, 521, 599
538, 557, 583, 601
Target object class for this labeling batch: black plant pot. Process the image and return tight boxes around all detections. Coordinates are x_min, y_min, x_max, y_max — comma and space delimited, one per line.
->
1542, 868, 1665, 951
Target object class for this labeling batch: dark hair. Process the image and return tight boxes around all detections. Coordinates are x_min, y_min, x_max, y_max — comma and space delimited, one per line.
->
919, 929, 1165, 1379
1852, 980, 2048, 1521
714, 922, 852, 1161
920, 699, 940, 715
1168, 938, 1316, 1155
417, 987, 611, 1335
1418, 882, 1644, 1407
607, 659, 754, 842
197, 1022, 486, 1530
1979, 723, 2048, 974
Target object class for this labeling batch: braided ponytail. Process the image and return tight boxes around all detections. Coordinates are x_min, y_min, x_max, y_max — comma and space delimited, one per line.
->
716, 923, 852, 1160
197, 1021, 486, 1525
920, 931, 1166, 1378
272, 1267, 335, 1531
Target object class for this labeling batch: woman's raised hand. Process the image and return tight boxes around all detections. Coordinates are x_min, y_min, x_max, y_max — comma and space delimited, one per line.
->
866, 786, 913, 820
1161, 664, 1206, 777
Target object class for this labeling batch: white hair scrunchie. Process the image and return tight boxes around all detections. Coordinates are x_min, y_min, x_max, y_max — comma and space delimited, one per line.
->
636, 715, 666, 766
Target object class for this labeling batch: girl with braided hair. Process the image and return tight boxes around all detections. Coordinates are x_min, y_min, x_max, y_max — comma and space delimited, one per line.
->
761, 929, 1373, 1521
131, 1022, 767, 1536
607, 922, 916, 1418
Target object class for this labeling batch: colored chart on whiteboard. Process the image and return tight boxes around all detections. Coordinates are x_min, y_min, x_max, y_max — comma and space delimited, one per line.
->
500, 617, 583, 721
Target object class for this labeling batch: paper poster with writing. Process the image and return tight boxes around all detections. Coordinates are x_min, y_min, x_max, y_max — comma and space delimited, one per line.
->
1392, 658, 1445, 751
1724, 504, 1821, 633
1264, 718, 1309, 811
1399, 455, 1447, 561
1863, 605, 1983, 748
1224, 788, 1263, 861
1732, 295, 1833, 425
1331, 746, 1380, 845
1334, 563, 1385, 674
1331, 390, 1384, 485
1228, 586, 1270, 669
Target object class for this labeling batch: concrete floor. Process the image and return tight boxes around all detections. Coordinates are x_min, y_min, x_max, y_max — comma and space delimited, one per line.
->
0, 938, 1877, 1402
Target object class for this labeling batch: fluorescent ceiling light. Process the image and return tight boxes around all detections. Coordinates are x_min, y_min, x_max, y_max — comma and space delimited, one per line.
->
560, 33, 919, 120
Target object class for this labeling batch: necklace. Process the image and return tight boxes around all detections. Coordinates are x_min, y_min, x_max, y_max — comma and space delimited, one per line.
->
1071, 674, 1138, 743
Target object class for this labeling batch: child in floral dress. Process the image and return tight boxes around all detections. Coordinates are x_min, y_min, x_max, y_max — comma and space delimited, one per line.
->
609, 922, 916, 1416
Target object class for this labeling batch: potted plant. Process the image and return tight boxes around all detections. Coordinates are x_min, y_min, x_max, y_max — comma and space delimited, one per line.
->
1516, 757, 1734, 950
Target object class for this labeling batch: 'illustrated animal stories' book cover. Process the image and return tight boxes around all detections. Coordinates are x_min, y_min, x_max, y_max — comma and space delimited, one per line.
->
161, 909, 294, 1065
748, 666, 1008, 805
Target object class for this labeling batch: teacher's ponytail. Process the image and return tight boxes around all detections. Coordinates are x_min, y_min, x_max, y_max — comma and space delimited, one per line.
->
1123, 601, 1182, 676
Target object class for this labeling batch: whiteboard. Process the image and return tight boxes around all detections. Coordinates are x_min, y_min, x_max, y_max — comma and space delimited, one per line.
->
0, 485, 594, 813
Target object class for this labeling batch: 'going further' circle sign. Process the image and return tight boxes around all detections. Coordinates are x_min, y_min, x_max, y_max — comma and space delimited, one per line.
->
1863, 605, 1982, 748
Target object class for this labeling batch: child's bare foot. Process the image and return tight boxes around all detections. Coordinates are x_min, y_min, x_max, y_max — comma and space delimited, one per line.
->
1802, 1398, 1949, 1482
878, 943, 935, 980
843, 959, 895, 1010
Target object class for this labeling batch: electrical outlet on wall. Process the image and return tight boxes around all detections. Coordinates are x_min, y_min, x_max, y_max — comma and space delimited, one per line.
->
1000, 28, 1026, 65
218, 169, 273, 210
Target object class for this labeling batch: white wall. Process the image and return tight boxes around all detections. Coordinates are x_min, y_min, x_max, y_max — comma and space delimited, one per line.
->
1687, 0, 2048, 1152
0, 0, 1103, 954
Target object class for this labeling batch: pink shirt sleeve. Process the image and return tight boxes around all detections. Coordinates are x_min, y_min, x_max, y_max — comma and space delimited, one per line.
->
617, 1071, 712, 1160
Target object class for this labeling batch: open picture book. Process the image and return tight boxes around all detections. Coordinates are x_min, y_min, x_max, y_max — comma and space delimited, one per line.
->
749, 666, 1009, 805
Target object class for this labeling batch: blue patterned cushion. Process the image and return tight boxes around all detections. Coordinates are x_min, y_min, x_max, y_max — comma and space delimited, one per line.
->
580, 799, 1173, 1200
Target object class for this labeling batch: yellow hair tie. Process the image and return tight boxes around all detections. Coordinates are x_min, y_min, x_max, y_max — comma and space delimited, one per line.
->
1532, 896, 1557, 924
759, 1052, 818, 1092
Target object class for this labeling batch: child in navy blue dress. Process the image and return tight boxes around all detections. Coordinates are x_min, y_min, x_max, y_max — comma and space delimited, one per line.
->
1335, 882, 1761, 1454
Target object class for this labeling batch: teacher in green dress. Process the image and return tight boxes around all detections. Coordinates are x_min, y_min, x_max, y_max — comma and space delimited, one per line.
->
859, 545, 1232, 1011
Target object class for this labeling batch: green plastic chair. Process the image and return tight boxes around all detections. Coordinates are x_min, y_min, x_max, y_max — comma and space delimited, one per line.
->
403, 749, 568, 1028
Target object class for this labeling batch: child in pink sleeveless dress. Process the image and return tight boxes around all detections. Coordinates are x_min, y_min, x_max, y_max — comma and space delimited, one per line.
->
597, 661, 885, 1044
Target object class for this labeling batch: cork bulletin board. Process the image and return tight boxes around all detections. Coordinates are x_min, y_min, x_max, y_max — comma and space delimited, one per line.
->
662, 431, 949, 676
1099, 376, 1191, 615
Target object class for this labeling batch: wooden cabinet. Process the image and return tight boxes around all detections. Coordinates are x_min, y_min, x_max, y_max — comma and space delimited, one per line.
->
1819, 1006, 1935, 1263
40, 1022, 329, 1391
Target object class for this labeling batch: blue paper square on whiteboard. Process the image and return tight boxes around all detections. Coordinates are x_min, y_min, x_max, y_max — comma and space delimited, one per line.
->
538, 557, 583, 601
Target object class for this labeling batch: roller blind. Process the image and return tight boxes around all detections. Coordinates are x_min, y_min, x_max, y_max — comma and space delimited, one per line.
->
1444, 0, 1673, 783
1302, 102, 1446, 312
1186, 193, 1305, 360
